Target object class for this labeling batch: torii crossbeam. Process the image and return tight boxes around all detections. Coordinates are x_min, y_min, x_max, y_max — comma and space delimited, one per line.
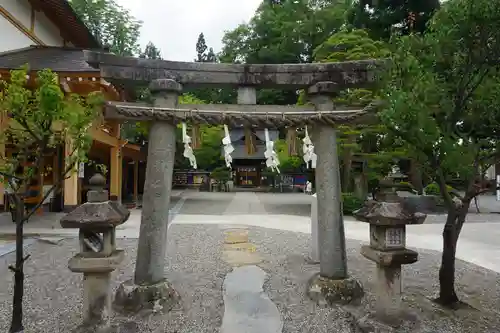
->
84, 50, 381, 89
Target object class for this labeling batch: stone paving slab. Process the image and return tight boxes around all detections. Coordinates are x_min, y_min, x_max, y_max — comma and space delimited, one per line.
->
1, 224, 500, 333
221, 265, 283, 333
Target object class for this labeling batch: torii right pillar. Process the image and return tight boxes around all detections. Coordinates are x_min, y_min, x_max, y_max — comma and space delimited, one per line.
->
306, 81, 364, 306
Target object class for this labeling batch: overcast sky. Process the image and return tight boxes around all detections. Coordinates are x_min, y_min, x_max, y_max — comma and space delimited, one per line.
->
114, 0, 262, 61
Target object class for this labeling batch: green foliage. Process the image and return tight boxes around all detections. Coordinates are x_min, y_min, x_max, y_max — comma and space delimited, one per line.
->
192, 126, 224, 170
220, 0, 350, 105
69, 0, 142, 56
210, 167, 231, 182
1, 67, 102, 332
0, 67, 102, 216
222, 0, 349, 64
312, 29, 390, 106
396, 181, 416, 192
120, 90, 226, 170
314, 29, 390, 63
342, 192, 364, 215
195, 33, 217, 62
274, 139, 303, 173
307, 29, 397, 191
347, 0, 440, 40
380, 0, 500, 208
424, 183, 454, 197
191, 34, 220, 104
140, 42, 162, 59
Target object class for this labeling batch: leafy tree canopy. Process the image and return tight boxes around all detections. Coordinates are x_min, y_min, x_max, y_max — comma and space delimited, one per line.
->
219, 0, 350, 105
195, 33, 217, 63
70, 0, 142, 56
140, 42, 162, 59
346, 0, 440, 41
380, 0, 500, 305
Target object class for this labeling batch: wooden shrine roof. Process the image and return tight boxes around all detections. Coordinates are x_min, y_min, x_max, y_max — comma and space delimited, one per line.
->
29, 0, 100, 48
0, 46, 123, 100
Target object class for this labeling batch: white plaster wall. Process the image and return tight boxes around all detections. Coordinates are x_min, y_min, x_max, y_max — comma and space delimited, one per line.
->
0, 0, 31, 28
0, 0, 64, 50
0, 16, 33, 52
34, 10, 64, 46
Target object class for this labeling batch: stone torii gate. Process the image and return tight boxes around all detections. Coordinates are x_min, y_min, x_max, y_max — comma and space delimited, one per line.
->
84, 51, 380, 312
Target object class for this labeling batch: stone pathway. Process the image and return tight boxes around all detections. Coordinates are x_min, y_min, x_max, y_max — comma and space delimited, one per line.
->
219, 194, 283, 333
221, 265, 283, 333
223, 192, 268, 215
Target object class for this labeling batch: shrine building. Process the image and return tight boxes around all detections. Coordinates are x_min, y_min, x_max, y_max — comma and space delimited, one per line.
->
228, 128, 279, 187
0, 0, 145, 213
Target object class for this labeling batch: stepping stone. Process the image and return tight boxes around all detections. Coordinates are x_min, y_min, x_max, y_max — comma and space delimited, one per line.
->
222, 229, 261, 266
222, 249, 262, 267
224, 243, 257, 253
218, 224, 250, 230
224, 229, 249, 244
221, 265, 283, 333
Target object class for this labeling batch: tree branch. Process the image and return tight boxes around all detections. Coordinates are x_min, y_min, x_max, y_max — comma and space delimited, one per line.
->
8, 254, 30, 272
460, 68, 490, 109
0, 171, 24, 181
15, 116, 42, 142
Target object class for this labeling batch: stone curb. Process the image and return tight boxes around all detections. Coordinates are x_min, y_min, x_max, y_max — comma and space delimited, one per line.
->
0, 230, 78, 238
0, 238, 37, 257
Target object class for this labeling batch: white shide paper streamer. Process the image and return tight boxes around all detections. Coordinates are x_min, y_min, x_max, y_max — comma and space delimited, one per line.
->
264, 128, 280, 173
182, 122, 197, 169
302, 126, 317, 169
222, 125, 234, 168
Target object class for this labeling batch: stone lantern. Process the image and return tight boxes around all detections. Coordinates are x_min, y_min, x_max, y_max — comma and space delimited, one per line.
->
353, 199, 426, 323
60, 173, 130, 332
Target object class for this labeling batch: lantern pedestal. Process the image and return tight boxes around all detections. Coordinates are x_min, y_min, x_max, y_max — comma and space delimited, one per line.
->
354, 200, 426, 324
60, 173, 130, 332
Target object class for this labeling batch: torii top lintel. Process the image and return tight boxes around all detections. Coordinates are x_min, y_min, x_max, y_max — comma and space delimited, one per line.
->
84, 51, 384, 89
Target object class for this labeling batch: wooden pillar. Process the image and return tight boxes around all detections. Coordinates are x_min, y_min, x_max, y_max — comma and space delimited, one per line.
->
0, 112, 6, 211
133, 160, 139, 203
122, 161, 129, 199
63, 138, 78, 210
109, 122, 122, 202
110, 146, 122, 202
0, 140, 4, 211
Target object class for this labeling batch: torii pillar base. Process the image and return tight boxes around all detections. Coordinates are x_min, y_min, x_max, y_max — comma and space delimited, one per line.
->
114, 279, 179, 314
307, 273, 364, 307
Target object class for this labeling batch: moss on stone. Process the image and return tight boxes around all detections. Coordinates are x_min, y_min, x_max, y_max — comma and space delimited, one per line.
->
307, 273, 364, 306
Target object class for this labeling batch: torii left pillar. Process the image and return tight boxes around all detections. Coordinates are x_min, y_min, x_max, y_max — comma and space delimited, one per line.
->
114, 79, 180, 314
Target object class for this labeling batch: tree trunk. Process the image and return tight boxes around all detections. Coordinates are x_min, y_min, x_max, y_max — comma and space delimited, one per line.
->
436, 205, 468, 308
10, 199, 25, 333
409, 159, 424, 194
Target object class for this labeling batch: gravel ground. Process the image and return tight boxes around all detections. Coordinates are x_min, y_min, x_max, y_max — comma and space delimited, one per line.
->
0, 225, 499, 333
252, 229, 500, 333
